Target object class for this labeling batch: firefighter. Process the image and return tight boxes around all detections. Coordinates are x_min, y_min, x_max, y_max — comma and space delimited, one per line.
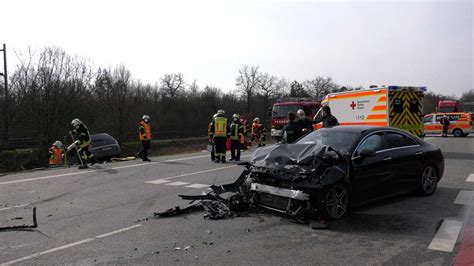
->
297, 109, 313, 135
208, 114, 217, 161
137, 115, 152, 161
68, 118, 97, 168
48, 141, 64, 166
252, 117, 266, 147
440, 114, 450, 137
240, 115, 250, 149
210, 109, 230, 163
321, 106, 339, 128
230, 114, 244, 161
281, 112, 303, 144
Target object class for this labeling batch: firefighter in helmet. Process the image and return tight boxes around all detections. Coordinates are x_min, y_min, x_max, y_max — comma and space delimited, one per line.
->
68, 118, 97, 168
230, 114, 244, 161
252, 117, 266, 147
207, 113, 218, 161
137, 114, 152, 161
210, 109, 230, 163
48, 140, 65, 166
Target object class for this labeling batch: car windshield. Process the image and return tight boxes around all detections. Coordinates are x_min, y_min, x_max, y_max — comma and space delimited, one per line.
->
272, 105, 301, 117
295, 130, 359, 155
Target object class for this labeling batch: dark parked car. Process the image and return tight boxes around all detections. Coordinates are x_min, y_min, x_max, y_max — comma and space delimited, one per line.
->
248, 126, 444, 220
89, 133, 121, 160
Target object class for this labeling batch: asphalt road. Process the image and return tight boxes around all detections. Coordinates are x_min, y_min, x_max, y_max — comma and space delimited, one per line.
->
1, 136, 473, 265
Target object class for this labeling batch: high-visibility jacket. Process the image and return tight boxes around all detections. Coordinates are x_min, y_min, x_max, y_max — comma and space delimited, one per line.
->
252, 122, 262, 137
139, 120, 152, 140
72, 124, 91, 148
230, 121, 244, 140
211, 116, 229, 138
49, 146, 64, 165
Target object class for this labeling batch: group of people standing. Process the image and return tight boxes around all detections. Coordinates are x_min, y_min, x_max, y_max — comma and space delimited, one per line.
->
207, 110, 266, 163
281, 105, 339, 144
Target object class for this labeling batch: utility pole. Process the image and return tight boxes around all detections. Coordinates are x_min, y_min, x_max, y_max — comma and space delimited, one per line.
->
0, 43, 8, 141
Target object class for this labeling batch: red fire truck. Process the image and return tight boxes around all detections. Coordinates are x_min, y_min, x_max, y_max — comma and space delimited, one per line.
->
270, 99, 321, 141
437, 100, 463, 113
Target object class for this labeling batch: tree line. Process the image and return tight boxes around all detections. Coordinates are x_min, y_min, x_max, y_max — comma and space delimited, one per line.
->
0, 46, 472, 150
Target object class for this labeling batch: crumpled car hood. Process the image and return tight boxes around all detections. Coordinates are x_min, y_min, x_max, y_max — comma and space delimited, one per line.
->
251, 144, 325, 175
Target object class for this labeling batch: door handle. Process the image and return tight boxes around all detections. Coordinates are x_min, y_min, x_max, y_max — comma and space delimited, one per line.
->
383, 157, 392, 161
415, 151, 423, 155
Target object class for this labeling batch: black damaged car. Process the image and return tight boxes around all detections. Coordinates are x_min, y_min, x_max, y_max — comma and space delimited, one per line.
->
249, 126, 444, 220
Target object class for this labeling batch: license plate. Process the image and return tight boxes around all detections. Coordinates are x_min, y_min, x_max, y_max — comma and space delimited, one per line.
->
102, 147, 112, 151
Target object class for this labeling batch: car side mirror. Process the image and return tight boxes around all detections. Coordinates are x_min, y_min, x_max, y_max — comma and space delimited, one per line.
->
359, 149, 376, 158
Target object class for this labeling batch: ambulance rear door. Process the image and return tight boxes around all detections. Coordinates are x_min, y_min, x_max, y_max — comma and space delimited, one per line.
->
388, 86, 425, 137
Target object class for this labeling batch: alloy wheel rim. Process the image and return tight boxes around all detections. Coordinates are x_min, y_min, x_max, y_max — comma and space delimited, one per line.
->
422, 166, 437, 193
325, 186, 348, 219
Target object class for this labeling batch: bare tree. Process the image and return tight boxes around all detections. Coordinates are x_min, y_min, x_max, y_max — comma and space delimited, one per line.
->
303, 76, 337, 100
236, 65, 260, 114
160, 73, 185, 98
258, 73, 278, 122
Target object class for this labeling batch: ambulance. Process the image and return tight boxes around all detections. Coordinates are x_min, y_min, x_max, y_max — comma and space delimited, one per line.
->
313, 86, 426, 137
423, 112, 472, 137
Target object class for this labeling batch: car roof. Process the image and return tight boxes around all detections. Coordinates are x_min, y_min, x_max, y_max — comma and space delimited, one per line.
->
319, 126, 407, 135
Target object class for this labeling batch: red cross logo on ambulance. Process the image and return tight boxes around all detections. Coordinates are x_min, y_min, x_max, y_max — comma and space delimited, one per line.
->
350, 101, 357, 110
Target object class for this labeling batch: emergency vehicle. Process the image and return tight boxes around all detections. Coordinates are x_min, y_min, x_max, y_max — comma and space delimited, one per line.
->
313, 86, 426, 137
423, 112, 472, 137
437, 100, 463, 113
271, 99, 321, 140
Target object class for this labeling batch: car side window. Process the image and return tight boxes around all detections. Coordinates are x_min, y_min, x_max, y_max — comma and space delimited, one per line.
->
386, 132, 418, 148
357, 133, 385, 154
423, 115, 433, 123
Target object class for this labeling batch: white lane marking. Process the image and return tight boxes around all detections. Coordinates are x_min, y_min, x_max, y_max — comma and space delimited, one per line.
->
1, 224, 142, 265
95, 224, 142, 238
162, 165, 238, 180
454, 190, 474, 205
0, 204, 29, 212
424, 137, 434, 141
145, 179, 171, 185
165, 181, 190, 186
467, 174, 474, 182
185, 183, 210, 189
0, 238, 94, 266
428, 219, 463, 252
0, 153, 229, 186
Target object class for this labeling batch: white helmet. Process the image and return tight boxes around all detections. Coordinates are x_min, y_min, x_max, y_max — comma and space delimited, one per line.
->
71, 118, 82, 127
53, 141, 63, 148
232, 113, 240, 119
297, 109, 305, 116
253, 117, 260, 123
217, 109, 225, 115
142, 114, 150, 121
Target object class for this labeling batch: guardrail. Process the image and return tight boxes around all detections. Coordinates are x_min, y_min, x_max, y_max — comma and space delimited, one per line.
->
3, 130, 208, 149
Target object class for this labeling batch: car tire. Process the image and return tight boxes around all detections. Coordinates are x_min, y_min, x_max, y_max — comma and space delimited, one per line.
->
452, 128, 463, 137
317, 183, 350, 220
417, 165, 438, 196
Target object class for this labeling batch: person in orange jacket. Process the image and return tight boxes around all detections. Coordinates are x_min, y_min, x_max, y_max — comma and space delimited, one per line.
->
137, 114, 152, 161
48, 141, 65, 166
251, 117, 266, 147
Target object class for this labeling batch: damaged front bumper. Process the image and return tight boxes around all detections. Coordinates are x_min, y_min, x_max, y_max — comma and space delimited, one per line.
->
250, 183, 310, 201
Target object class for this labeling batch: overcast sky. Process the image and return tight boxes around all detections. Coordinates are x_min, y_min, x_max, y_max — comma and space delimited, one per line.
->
1, 0, 472, 97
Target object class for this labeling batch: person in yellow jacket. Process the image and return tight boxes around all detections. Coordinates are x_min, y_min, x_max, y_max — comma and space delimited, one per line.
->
48, 141, 65, 166
137, 114, 152, 161
210, 109, 230, 163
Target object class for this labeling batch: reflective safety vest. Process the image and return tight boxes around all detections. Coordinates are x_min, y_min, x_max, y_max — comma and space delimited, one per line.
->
139, 121, 152, 140
213, 117, 228, 137
49, 146, 64, 165
230, 122, 243, 140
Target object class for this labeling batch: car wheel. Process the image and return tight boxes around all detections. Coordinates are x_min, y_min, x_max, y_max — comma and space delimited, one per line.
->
417, 165, 438, 196
318, 184, 350, 220
452, 128, 463, 137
